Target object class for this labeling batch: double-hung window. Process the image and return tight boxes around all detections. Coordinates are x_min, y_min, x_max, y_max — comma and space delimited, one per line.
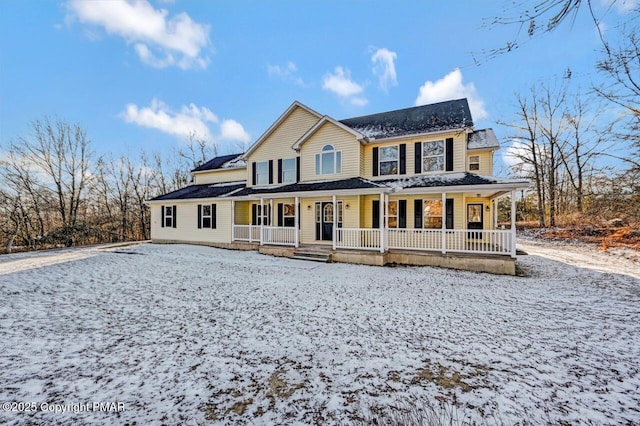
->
283, 203, 295, 227
315, 144, 342, 175
422, 140, 445, 172
423, 200, 443, 228
163, 205, 174, 228
379, 146, 399, 175
282, 158, 296, 183
387, 200, 398, 228
201, 204, 212, 228
256, 161, 269, 185
469, 155, 480, 171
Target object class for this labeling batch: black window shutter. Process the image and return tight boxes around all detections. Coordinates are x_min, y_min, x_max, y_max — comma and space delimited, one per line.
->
277, 159, 283, 184
414, 199, 423, 228
212, 204, 217, 229
251, 204, 257, 225
372, 200, 380, 228
252, 162, 257, 185
399, 200, 407, 228
414, 142, 422, 174
161, 205, 165, 228
399, 144, 406, 175
298, 203, 301, 229
296, 157, 300, 182
372, 147, 379, 177
197, 204, 202, 229
446, 138, 454, 172
172, 205, 177, 228
268, 160, 274, 184
446, 199, 454, 229
277, 203, 283, 227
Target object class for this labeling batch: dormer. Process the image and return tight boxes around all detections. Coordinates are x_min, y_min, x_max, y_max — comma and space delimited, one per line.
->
191, 153, 246, 185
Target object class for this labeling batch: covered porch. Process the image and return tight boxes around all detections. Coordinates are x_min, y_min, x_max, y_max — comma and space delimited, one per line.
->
230, 187, 520, 258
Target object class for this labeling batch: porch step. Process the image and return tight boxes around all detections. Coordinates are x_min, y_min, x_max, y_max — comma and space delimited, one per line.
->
292, 250, 332, 263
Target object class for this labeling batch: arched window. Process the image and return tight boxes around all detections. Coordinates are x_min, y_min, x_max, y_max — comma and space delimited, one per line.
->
315, 145, 342, 175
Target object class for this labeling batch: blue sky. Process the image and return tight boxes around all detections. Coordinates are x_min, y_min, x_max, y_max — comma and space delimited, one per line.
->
0, 0, 635, 174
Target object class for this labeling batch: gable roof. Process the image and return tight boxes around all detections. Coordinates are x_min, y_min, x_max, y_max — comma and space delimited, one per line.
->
339, 98, 473, 140
467, 128, 499, 150
242, 101, 322, 159
191, 153, 245, 172
291, 115, 366, 150
149, 182, 245, 201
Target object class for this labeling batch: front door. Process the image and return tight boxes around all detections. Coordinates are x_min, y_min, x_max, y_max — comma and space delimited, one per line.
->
467, 204, 484, 239
315, 202, 334, 241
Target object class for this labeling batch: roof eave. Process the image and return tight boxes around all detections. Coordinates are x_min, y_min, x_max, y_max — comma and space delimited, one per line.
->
292, 115, 366, 151
363, 126, 474, 144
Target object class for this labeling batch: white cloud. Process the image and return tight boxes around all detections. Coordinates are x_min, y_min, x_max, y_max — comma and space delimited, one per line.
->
67, 0, 210, 69
121, 98, 218, 140
220, 119, 251, 144
267, 61, 305, 86
350, 97, 369, 107
371, 48, 398, 91
415, 69, 488, 121
601, 0, 639, 13
322, 66, 367, 106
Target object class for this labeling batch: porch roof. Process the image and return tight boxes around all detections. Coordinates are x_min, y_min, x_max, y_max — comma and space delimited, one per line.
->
376, 173, 526, 189
230, 177, 383, 197
149, 182, 245, 201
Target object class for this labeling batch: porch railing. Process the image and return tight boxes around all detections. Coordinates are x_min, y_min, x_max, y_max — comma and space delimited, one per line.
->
335, 228, 381, 251
232, 225, 261, 243
261, 226, 296, 246
443, 229, 513, 255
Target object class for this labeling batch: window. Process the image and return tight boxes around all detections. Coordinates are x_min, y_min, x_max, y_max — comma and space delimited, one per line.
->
423, 200, 443, 228
387, 200, 398, 228
379, 146, 399, 175
257, 205, 269, 225
283, 203, 295, 227
469, 155, 480, 171
256, 161, 269, 185
422, 140, 445, 172
282, 158, 296, 183
164, 205, 174, 228
201, 204, 212, 228
315, 144, 342, 175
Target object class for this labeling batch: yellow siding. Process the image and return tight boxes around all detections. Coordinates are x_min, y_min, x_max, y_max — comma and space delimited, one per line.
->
194, 168, 246, 185
234, 201, 250, 225
150, 201, 233, 243
299, 122, 360, 182
467, 150, 493, 175
246, 107, 319, 186
464, 197, 492, 230
362, 132, 468, 178
298, 196, 359, 244
359, 194, 466, 229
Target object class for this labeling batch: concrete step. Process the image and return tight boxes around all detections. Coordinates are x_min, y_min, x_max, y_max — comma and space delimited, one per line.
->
292, 251, 332, 262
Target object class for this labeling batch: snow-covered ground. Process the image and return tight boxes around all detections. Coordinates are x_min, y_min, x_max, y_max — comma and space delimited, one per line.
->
0, 240, 638, 425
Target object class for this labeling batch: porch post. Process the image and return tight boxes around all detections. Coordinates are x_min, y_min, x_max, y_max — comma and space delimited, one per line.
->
441, 192, 446, 254
260, 197, 264, 246
379, 192, 385, 253
231, 200, 236, 242
332, 195, 337, 250
294, 196, 299, 248
269, 199, 274, 226
510, 190, 516, 258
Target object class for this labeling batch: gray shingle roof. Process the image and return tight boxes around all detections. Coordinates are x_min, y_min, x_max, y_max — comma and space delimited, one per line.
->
468, 129, 499, 150
231, 177, 382, 197
150, 183, 245, 201
376, 173, 525, 189
340, 98, 473, 139
191, 153, 244, 172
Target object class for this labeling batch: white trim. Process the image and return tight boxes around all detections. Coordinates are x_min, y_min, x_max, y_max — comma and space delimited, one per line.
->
441, 192, 446, 254
243, 101, 323, 159
363, 126, 473, 144
378, 144, 400, 177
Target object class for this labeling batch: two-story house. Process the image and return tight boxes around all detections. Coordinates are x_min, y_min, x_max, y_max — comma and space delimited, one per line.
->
148, 99, 528, 274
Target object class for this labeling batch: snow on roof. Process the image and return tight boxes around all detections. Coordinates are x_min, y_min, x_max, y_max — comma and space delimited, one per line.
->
339, 98, 473, 140
191, 153, 245, 172
376, 173, 527, 190
468, 129, 499, 150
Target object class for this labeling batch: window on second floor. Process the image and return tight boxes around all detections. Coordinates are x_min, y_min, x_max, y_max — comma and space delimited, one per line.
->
282, 158, 296, 183
422, 140, 445, 172
315, 144, 342, 175
256, 161, 269, 185
469, 155, 480, 171
379, 146, 399, 175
